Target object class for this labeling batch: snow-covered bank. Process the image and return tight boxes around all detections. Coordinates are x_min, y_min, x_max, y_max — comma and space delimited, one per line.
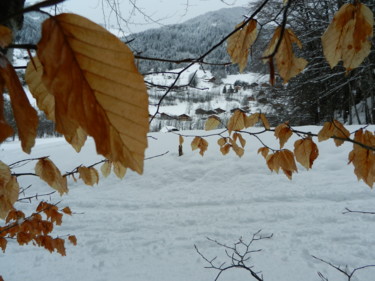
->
1, 126, 375, 281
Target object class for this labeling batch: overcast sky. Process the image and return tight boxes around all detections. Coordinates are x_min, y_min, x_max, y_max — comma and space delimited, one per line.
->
27, 0, 252, 33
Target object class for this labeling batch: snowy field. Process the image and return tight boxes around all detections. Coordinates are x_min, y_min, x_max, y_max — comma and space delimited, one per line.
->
1, 125, 375, 281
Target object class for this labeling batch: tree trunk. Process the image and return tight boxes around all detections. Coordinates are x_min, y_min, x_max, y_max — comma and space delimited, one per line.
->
0, 0, 26, 62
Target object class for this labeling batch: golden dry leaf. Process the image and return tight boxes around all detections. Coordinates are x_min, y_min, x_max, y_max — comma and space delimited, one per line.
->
220, 144, 231, 155
318, 122, 335, 142
113, 161, 127, 179
25, 57, 88, 152
191, 137, 208, 156
17, 232, 33, 245
68, 235, 77, 246
61, 207, 72, 215
227, 19, 258, 72
263, 27, 308, 83
179, 135, 184, 145
258, 147, 269, 159
78, 166, 99, 186
205, 115, 221, 131
0, 161, 19, 219
274, 122, 293, 148
217, 137, 226, 147
321, 3, 373, 71
238, 133, 247, 148
191, 136, 201, 151
100, 161, 112, 178
233, 133, 246, 148
266, 150, 297, 179
199, 138, 209, 156
0, 93, 14, 143
0, 237, 7, 253
35, 158, 68, 195
348, 129, 375, 188
318, 120, 350, 146
35, 235, 55, 253
246, 113, 260, 128
25, 57, 54, 120
0, 55, 38, 153
266, 152, 280, 173
294, 138, 319, 170
260, 114, 270, 130
54, 238, 66, 256
0, 25, 12, 48
36, 14, 149, 174
228, 110, 247, 134
232, 143, 244, 158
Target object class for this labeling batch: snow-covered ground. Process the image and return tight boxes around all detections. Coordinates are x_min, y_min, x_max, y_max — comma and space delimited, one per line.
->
1, 126, 375, 281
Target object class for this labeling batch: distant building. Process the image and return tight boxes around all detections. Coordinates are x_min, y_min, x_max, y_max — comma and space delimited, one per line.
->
214, 108, 226, 114
178, 114, 192, 121
159, 113, 175, 120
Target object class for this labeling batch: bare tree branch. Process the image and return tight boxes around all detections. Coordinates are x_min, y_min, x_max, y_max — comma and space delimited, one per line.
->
195, 230, 273, 281
312, 255, 375, 281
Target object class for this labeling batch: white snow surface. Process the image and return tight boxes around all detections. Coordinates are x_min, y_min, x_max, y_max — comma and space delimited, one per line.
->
1, 126, 375, 281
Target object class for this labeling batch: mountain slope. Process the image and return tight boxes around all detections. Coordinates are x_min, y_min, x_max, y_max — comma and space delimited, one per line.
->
128, 7, 251, 75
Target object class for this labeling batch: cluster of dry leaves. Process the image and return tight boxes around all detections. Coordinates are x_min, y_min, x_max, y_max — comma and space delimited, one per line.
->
0, 202, 76, 256
186, 111, 374, 187
1, 13, 149, 254
227, 1, 373, 83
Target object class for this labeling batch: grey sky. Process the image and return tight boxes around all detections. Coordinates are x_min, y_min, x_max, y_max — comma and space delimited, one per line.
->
27, 0, 252, 33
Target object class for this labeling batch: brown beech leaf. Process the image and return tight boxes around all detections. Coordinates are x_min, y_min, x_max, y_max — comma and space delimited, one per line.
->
205, 115, 221, 131
26, 57, 88, 152
220, 144, 231, 156
258, 147, 269, 159
0, 55, 38, 153
191, 136, 201, 151
246, 113, 260, 128
61, 207, 72, 215
199, 138, 209, 156
321, 3, 373, 71
17, 232, 33, 245
78, 166, 99, 186
266, 150, 297, 180
35, 158, 68, 195
230, 141, 244, 158
228, 109, 246, 134
233, 133, 246, 148
100, 161, 112, 178
0, 161, 19, 219
191, 137, 208, 156
179, 135, 184, 145
37, 13, 149, 174
113, 161, 127, 179
274, 122, 293, 148
263, 27, 308, 83
348, 129, 375, 188
68, 235, 77, 246
25, 57, 55, 120
318, 120, 350, 147
294, 138, 319, 170
54, 238, 66, 256
259, 113, 270, 130
217, 137, 226, 147
227, 19, 258, 72
0, 92, 13, 143
0, 25, 12, 48
0, 237, 7, 253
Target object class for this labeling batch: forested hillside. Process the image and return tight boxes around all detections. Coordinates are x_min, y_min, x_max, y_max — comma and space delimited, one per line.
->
127, 7, 271, 77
